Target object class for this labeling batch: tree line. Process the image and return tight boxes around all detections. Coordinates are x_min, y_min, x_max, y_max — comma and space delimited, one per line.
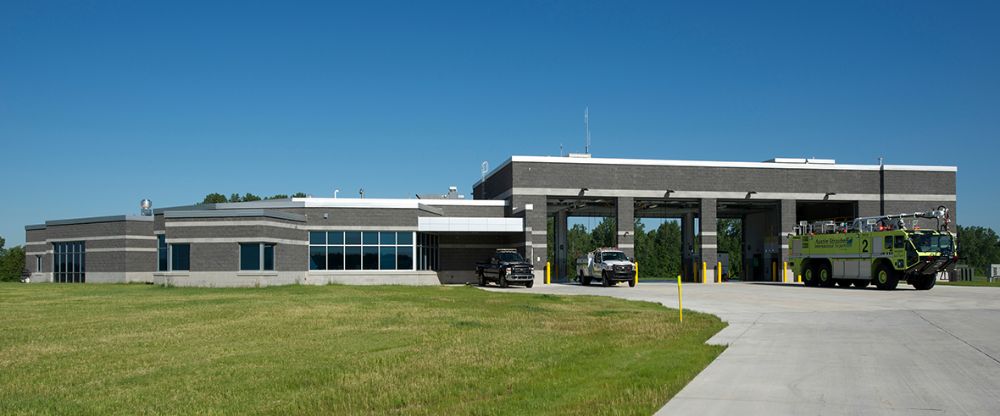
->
201, 192, 308, 204
548, 217, 743, 279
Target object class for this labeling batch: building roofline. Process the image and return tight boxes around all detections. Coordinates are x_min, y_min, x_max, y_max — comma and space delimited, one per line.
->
473, 155, 958, 188
164, 209, 307, 222
31, 215, 154, 229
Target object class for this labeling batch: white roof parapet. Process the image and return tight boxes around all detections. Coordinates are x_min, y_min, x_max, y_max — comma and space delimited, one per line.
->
472, 155, 957, 189
294, 198, 506, 209
418, 217, 523, 232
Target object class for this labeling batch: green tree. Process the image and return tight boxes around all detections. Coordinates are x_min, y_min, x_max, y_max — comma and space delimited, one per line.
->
566, 224, 593, 273
957, 225, 1000, 276
228, 193, 242, 203
591, 217, 617, 249
291, 192, 308, 198
0, 236, 26, 281
202, 193, 228, 204
717, 218, 742, 278
242, 193, 262, 202
265, 194, 289, 200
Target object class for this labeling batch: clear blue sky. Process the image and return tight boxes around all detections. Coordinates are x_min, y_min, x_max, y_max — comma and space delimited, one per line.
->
2, 1, 998, 245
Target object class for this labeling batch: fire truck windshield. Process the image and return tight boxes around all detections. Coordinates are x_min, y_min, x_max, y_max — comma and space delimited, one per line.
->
911, 234, 954, 253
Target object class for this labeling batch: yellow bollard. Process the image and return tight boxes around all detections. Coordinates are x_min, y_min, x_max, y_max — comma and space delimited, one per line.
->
634, 262, 639, 286
717, 262, 722, 283
545, 262, 550, 285
676, 274, 683, 322
783, 261, 788, 283
797, 274, 802, 284
772, 262, 777, 282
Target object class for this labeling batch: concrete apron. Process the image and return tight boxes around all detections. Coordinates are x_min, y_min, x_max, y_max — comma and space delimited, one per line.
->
482, 282, 1000, 416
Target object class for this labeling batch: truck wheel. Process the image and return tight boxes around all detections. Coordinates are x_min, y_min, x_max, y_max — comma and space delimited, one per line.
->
912, 274, 936, 291
601, 271, 611, 287
525, 280, 534, 289
478, 272, 486, 287
628, 279, 636, 288
499, 274, 509, 288
853, 280, 869, 289
818, 263, 835, 288
874, 264, 899, 290
580, 271, 590, 286
802, 264, 818, 286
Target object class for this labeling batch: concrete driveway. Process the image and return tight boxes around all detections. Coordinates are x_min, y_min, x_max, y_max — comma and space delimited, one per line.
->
486, 281, 1000, 416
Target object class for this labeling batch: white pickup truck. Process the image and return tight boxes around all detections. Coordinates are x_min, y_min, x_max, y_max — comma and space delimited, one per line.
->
576, 248, 637, 287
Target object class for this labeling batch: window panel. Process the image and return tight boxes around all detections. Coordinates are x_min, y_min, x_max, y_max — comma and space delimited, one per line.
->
240, 243, 260, 271
309, 231, 326, 245
380, 246, 396, 270
397, 246, 413, 270
327, 246, 344, 270
328, 232, 344, 245
397, 232, 413, 245
158, 235, 168, 272
362, 246, 379, 270
345, 246, 362, 270
345, 232, 362, 245
171, 244, 190, 271
263, 244, 275, 271
363, 232, 378, 245
380, 232, 396, 245
310, 246, 327, 270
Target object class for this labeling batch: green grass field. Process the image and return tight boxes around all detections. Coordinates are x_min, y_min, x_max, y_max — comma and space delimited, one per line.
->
939, 278, 1000, 287
0, 283, 725, 415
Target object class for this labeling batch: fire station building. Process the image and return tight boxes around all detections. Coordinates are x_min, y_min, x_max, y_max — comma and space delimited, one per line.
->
24, 154, 957, 287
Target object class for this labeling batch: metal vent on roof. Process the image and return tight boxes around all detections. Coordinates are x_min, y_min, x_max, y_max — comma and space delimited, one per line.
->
765, 157, 836, 165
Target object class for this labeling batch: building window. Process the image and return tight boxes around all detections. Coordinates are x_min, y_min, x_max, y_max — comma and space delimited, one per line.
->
309, 231, 414, 271
417, 233, 438, 271
157, 235, 168, 272
240, 243, 275, 271
53, 241, 85, 283
170, 244, 190, 271
35, 255, 41, 273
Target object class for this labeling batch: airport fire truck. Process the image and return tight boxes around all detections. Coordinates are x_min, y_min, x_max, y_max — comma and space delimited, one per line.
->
789, 207, 957, 290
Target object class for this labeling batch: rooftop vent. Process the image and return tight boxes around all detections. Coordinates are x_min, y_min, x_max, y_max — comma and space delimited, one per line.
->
765, 157, 836, 165
567, 153, 592, 158
416, 186, 466, 200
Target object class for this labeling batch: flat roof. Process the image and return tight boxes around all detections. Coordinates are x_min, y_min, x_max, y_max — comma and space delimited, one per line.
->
474, 155, 958, 188
26, 215, 153, 230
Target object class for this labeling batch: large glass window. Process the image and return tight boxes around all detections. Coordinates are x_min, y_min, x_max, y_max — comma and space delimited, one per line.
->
240, 243, 275, 271
157, 235, 168, 272
417, 233, 439, 271
170, 244, 190, 271
53, 241, 85, 283
309, 231, 414, 271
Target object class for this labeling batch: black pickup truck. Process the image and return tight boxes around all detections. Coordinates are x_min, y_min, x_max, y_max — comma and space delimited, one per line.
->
475, 249, 535, 288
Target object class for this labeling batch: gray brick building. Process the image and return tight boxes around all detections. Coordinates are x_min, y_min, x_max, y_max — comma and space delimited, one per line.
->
24, 154, 956, 287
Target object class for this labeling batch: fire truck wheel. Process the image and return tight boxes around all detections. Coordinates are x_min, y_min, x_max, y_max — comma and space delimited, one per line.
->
803, 264, 818, 286
912, 274, 936, 290
818, 263, 836, 288
874, 264, 899, 290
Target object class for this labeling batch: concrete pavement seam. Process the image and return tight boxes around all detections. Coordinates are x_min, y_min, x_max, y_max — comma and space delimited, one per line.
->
911, 310, 1000, 367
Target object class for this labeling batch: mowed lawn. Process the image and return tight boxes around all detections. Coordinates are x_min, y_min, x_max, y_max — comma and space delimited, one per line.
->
0, 283, 725, 415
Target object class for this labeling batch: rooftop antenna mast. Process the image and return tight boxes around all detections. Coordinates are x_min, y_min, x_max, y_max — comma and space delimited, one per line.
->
584, 106, 591, 154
